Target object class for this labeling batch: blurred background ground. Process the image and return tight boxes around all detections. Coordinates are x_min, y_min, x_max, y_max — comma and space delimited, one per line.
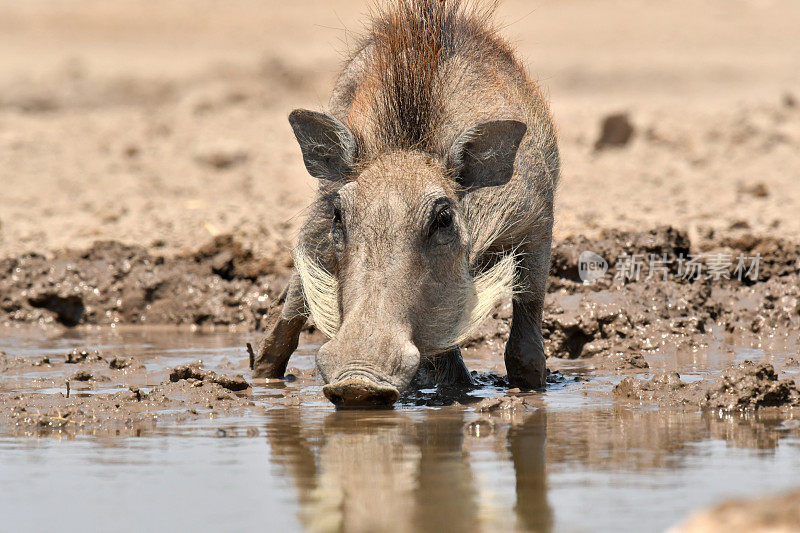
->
1, 0, 799, 259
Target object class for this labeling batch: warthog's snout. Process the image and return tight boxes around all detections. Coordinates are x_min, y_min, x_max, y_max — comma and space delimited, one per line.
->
323, 378, 400, 407
317, 339, 420, 407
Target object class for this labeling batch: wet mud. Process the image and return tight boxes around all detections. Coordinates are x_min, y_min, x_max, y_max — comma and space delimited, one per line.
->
614, 361, 800, 409
0, 235, 291, 329
0, 345, 253, 437
2, 226, 800, 404
3, 227, 799, 346
462, 227, 800, 372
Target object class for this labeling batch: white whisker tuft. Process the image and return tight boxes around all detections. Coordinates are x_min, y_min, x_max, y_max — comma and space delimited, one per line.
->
294, 246, 340, 339
452, 253, 517, 346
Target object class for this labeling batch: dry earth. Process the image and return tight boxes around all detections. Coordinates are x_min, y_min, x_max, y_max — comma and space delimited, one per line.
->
1, 0, 799, 259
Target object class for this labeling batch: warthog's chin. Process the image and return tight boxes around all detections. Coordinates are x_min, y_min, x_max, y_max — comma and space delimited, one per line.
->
293, 245, 517, 348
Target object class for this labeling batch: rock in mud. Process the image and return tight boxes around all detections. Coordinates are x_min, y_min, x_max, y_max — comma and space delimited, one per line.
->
169, 362, 250, 391
594, 112, 634, 150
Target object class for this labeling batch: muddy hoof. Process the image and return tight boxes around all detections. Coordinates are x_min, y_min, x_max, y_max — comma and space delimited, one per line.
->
323, 378, 399, 408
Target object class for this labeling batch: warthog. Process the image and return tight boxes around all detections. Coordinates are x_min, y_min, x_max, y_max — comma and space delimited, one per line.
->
254, 0, 559, 406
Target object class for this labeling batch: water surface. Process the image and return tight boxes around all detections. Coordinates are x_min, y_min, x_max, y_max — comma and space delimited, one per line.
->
1, 328, 799, 532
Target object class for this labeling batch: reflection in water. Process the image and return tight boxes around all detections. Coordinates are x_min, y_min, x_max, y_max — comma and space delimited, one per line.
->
544, 406, 800, 470
508, 410, 551, 533
264, 400, 800, 533
264, 407, 552, 533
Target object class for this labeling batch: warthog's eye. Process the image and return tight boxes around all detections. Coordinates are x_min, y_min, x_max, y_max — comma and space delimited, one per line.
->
427, 199, 456, 246
331, 201, 345, 248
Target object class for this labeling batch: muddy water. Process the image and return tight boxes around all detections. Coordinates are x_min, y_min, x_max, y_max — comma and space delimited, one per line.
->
1, 328, 799, 532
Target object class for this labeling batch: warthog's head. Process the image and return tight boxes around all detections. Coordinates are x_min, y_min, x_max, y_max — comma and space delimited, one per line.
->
289, 110, 525, 407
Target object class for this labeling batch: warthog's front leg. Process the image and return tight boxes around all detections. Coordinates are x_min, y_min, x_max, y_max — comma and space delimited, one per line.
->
504, 238, 550, 389
434, 346, 474, 387
253, 272, 306, 378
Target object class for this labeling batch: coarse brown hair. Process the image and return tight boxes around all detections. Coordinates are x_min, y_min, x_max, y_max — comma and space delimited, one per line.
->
342, 0, 520, 158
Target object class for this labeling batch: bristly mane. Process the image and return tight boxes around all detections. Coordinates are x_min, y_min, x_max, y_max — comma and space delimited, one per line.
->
348, 0, 514, 158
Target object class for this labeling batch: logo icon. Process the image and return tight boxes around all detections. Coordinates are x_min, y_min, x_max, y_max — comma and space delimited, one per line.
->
578, 251, 608, 283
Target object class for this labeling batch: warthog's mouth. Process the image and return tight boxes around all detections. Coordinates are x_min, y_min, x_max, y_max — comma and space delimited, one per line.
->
323, 377, 400, 408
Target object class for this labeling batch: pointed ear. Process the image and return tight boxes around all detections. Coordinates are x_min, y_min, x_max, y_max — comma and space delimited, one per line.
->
448, 120, 527, 193
288, 109, 356, 181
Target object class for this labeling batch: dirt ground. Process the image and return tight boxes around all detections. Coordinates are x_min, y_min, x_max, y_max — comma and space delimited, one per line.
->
2, 0, 800, 528
1, 0, 799, 259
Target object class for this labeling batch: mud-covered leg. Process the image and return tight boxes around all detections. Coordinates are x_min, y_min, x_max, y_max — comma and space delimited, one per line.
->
253, 272, 306, 379
434, 346, 474, 387
504, 238, 550, 389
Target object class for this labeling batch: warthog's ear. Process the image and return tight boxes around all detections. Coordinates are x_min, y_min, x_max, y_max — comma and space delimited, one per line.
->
448, 120, 527, 194
289, 109, 356, 181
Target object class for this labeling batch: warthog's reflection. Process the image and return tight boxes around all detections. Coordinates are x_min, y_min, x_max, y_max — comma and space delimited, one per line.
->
264, 406, 552, 533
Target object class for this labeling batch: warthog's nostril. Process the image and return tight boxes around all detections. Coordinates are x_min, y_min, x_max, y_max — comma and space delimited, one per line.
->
322, 378, 400, 408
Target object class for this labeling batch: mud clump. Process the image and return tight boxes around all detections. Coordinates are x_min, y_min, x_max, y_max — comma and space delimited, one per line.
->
474, 395, 535, 413
191, 233, 282, 280
715, 232, 800, 280
0, 236, 289, 329
596, 352, 650, 371
614, 372, 695, 405
169, 362, 250, 391
738, 181, 769, 198
702, 361, 800, 410
65, 348, 104, 364
594, 112, 634, 150
549, 226, 691, 283
27, 293, 85, 326
109, 356, 143, 370
193, 143, 249, 170
70, 370, 94, 382
614, 361, 800, 410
